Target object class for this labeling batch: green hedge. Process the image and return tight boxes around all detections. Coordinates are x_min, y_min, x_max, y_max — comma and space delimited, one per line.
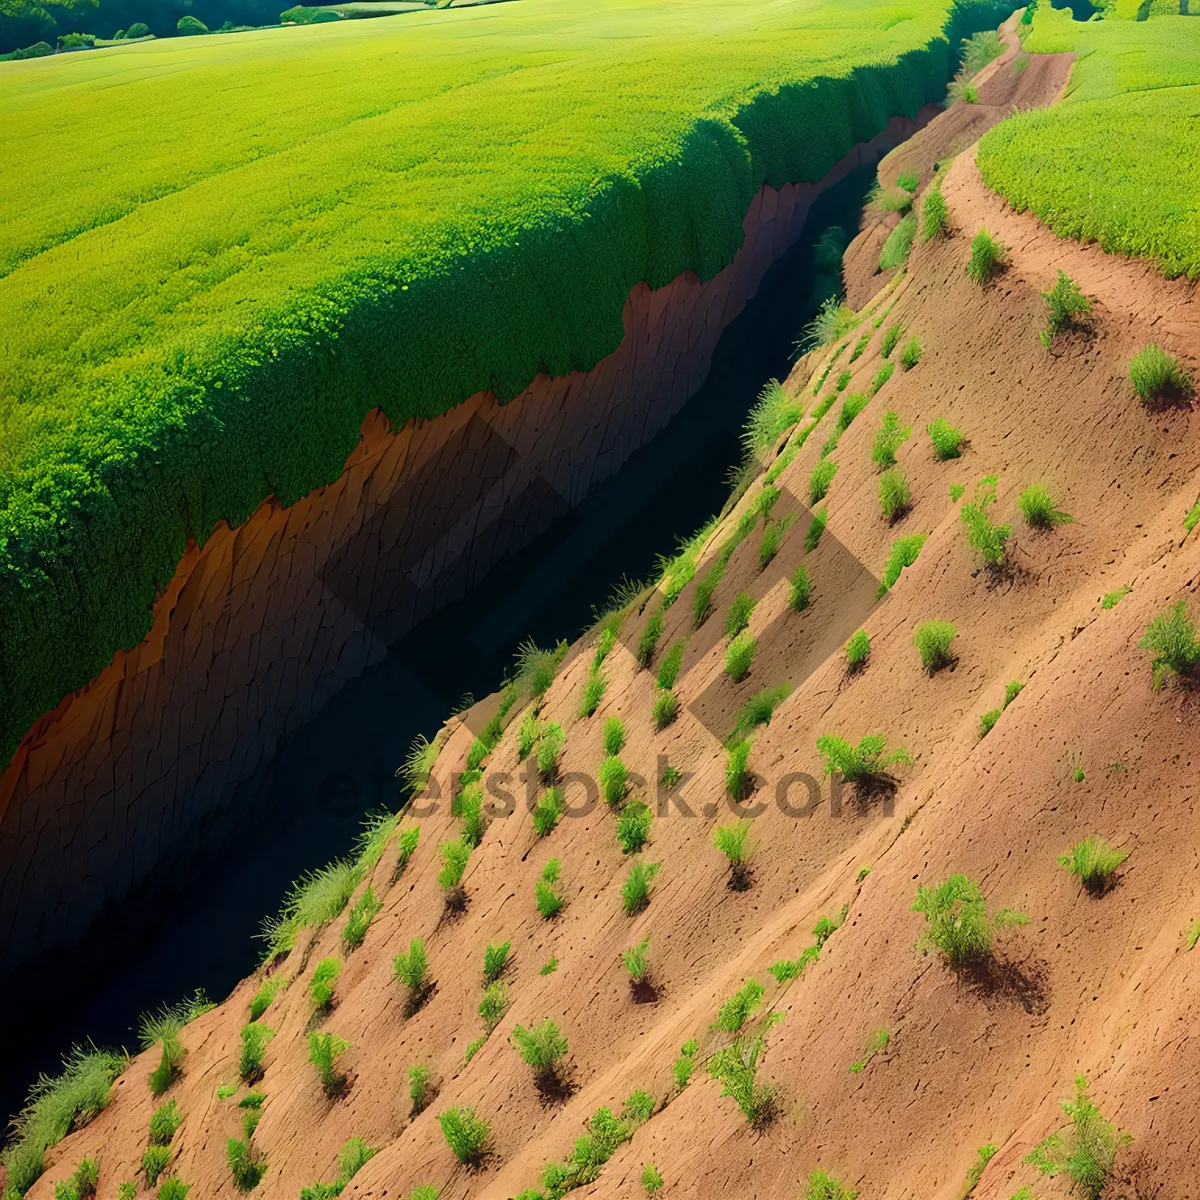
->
0, 0, 1013, 762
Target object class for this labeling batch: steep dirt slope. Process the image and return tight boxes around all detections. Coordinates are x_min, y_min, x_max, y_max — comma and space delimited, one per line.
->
18, 48, 1200, 1200
843, 9, 1073, 308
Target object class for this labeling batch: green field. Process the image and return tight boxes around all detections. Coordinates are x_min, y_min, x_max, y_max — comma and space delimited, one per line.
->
978, 7, 1200, 279
0, 0, 1012, 759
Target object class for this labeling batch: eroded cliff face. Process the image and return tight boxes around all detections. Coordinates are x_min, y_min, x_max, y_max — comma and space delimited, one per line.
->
0, 110, 938, 971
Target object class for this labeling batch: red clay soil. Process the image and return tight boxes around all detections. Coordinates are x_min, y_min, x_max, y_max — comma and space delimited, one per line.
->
17, 30, 1200, 1200
843, 10, 1074, 309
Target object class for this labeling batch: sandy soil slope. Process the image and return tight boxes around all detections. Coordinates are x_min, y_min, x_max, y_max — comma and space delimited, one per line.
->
14, 24, 1200, 1200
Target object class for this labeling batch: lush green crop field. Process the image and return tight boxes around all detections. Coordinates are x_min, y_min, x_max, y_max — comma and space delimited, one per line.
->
0, 0, 1010, 758
978, 7, 1200, 278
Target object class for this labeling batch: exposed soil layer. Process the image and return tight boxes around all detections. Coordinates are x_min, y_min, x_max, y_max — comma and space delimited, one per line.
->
15, 43, 1200, 1200
0, 108, 935, 975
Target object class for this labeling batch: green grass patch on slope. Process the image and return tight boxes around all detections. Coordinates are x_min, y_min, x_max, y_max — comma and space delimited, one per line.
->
0, 0, 1012, 760
977, 8, 1200, 279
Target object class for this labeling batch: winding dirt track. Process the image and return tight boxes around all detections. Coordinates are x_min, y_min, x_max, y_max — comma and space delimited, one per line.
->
14, 22, 1200, 1200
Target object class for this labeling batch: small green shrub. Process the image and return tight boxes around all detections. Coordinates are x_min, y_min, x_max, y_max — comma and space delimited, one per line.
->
393, 938, 432, 1010
872, 411, 911, 469
533, 786, 564, 837
518, 714, 543, 760
1018, 484, 1072, 528
879, 214, 917, 270
439, 1107, 491, 1166
139, 993, 211, 1096
580, 669, 607, 717
483, 940, 511, 984
337, 1138, 376, 1185
896, 168, 919, 192
871, 361, 895, 393
437, 839, 471, 902
308, 1032, 349, 1097
148, 1099, 182, 1147
340, 886, 381, 951
536, 859, 563, 919
157, 1179, 191, 1200
642, 1163, 664, 1194
238, 1024, 274, 1085
1058, 838, 1129, 894
949, 482, 965, 501
636, 610, 664, 668
248, 977, 283, 1022
802, 298, 857, 353
707, 1034, 775, 1126
143, 1145, 172, 1186
817, 734, 911, 784
1129, 343, 1191, 404
408, 1065, 432, 1115
806, 1170, 859, 1200
1025, 1076, 1131, 1200
966, 230, 1004, 284
540, 956, 559, 974
923, 185, 948, 240
964, 1144, 997, 1194
395, 826, 420, 875
511, 1020, 569, 1085
673, 1039, 699, 1089
804, 508, 827, 553
656, 641, 685, 689
1101, 586, 1131, 610
309, 957, 341, 1010
913, 874, 1027, 970
713, 979, 764, 1032
1040, 270, 1094, 349
898, 337, 922, 370
961, 475, 1010, 566
835, 369, 852, 392
926, 417, 963, 460
616, 801, 653, 854
790, 563, 812, 611
596, 717, 624, 759
118, 1184, 136, 1200
879, 467, 911, 522
809, 458, 839, 505
600, 755, 628, 806
1139, 599, 1200, 687
622, 861, 660, 915
725, 631, 757, 681
227, 1138, 266, 1191
845, 629, 870, 671
849, 331, 870, 362
877, 533, 926, 597
713, 820, 756, 890
726, 737, 753, 799
724, 592, 756, 639
478, 981, 509, 1034
535, 722, 565, 782
622, 936, 651, 983
652, 689, 678, 730
913, 619, 957, 671
731, 685, 790, 740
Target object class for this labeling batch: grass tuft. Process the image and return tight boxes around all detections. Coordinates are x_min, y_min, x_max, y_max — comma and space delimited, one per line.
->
966, 230, 1003, 285
879, 467, 911, 523
878, 213, 917, 271
1018, 484, 1072, 528
622, 861, 660, 916
1058, 838, 1129, 894
913, 619, 957, 671
1039, 270, 1091, 349
872, 411, 910, 469
926, 417, 963, 460
725, 631, 757, 682
1139, 599, 1200, 688
1129, 343, 1191, 404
